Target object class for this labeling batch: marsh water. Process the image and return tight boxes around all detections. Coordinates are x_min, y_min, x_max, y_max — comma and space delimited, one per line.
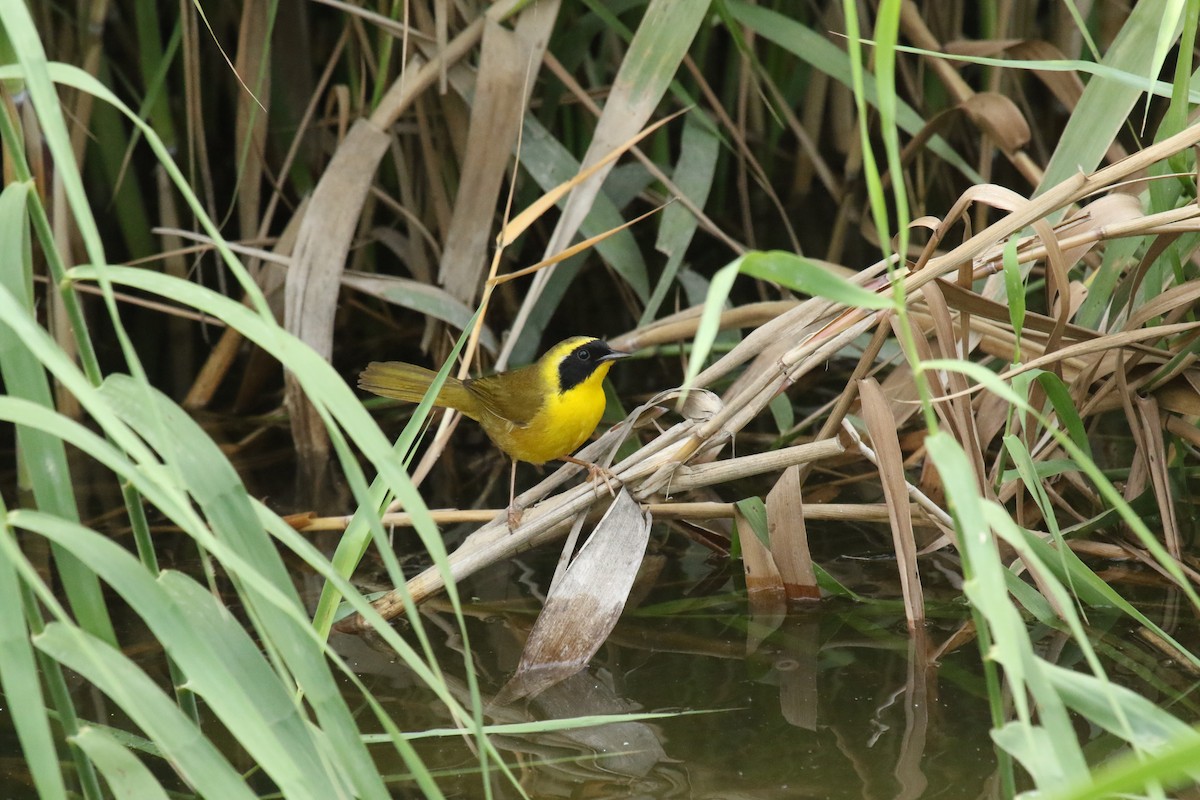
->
3, 457, 1197, 799
326, 521, 1192, 800
337, 539, 1004, 799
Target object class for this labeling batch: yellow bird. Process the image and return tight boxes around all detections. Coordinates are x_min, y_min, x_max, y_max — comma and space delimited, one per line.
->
359, 336, 629, 525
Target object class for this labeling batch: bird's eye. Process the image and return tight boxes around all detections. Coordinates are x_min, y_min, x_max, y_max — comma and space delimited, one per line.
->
577, 349, 591, 361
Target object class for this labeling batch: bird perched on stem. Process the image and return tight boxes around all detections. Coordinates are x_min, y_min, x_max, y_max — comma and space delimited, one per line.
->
359, 336, 629, 526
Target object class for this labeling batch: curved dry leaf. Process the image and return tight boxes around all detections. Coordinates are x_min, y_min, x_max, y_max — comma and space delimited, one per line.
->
924, 182, 1027, 263
284, 119, 391, 461
909, 215, 942, 233
1158, 372, 1200, 416
1125, 280, 1200, 332
960, 92, 1031, 153
898, 215, 943, 262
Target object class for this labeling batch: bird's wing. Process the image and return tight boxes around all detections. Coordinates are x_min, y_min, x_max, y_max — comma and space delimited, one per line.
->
465, 365, 544, 427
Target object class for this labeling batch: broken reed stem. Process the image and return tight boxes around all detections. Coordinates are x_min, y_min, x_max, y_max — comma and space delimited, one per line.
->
298, 501, 932, 531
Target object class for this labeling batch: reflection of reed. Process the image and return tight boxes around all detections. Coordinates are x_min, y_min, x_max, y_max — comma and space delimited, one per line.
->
769, 619, 944, 798
894, 627, 932, 800
777, 617, 820, 730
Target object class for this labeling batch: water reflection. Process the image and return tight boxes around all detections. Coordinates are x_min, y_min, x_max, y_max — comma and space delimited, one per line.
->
358, 577, 1000, 799
388, 570, 1200, 800
11, 450, 1198, 800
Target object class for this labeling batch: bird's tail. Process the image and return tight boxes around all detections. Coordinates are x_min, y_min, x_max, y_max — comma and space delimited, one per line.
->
358, 362, 480, 419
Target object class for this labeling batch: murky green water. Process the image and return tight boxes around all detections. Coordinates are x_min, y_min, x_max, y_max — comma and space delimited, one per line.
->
350, 596, 999, 798
320, 520, 1197, 799
3, 460, 1197, 798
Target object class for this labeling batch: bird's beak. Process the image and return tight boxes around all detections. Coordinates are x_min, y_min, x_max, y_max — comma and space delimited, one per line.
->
599, 348, 631, 362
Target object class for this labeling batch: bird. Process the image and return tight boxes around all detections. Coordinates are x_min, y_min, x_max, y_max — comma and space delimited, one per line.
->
359, 336, 630, 526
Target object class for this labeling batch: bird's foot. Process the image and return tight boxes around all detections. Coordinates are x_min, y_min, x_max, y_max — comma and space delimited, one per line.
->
559, 454, 620, 497
586, 462, 620, 497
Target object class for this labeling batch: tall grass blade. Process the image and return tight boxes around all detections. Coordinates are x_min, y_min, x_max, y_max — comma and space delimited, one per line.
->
15, 512, 353, 798
98, 376, 391, 798
926, 431, 1090, 788
0, 181, 115, 643
0, 508, 68, 800
71, 727, 171, 800
30, 622, 259, 800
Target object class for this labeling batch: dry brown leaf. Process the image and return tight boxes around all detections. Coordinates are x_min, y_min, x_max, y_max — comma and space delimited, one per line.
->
960, 92, 1031, 153
1159, 371, 1200, 416
492, 490, 651, 705
766, 466, 819, 602
898, 5, 1042, 186
1134, 396, 1182, 560
734, 505, 786, 614
860, 378, 925, 629
285, 118, 391, 463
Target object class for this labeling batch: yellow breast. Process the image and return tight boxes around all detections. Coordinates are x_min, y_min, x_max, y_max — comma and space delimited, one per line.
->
481, 358, 614, 465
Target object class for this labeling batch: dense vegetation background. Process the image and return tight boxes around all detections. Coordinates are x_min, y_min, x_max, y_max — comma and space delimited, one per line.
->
3, 1, 1200, 797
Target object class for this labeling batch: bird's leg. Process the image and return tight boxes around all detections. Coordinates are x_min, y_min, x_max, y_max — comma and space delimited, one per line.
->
559, 454, 620, 497
506, 460, 524, 529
